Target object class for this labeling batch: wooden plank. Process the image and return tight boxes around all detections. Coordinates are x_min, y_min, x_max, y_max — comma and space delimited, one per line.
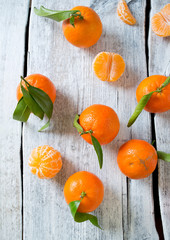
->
149, 1, 170, 239
23, 0, 158, 239
0, 0, 30, 239
115, 0, 158, 238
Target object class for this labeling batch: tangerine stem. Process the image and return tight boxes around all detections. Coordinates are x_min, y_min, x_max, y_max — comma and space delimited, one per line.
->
80, 130, 93, 136
72, 11, 83, 20
20, 76, 31, 87
81, 191, 86, 198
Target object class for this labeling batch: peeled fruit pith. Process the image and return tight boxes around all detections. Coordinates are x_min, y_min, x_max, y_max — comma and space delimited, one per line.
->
93, 52, 125, 82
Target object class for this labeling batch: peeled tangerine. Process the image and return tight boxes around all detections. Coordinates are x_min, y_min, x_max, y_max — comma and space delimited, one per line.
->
93, 52, 125, 82
117, 0, 136, 25
151, 4, 170, 37
29, 145, 62, 179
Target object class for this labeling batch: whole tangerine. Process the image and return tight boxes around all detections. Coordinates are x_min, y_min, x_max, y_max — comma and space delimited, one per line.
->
62, 6, 102, 48
136, 75, 170, 113
117, 139, 158, 179
64, 171, 104, 213
16, 74, 56, 103
79, 104, 120, 145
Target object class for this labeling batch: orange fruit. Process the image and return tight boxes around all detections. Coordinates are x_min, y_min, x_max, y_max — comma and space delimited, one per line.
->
136, 75, 170, 113
62, 6, 102, 48
16, 74, 56, 103
29, 145, 62, 179
117, 139, 158, 179
151, 4, 170, 37
92, 52, 125, 82
79, 104, 120, 145
64, 171, 104, 213
117, 0, 136, 25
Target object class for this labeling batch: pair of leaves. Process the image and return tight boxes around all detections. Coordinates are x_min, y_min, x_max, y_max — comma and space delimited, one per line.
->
34, 6, 83, 27
69, 199, 102, 229
13, 77, 53, 131
127, 76, 170, 127
73, 114, 103, 169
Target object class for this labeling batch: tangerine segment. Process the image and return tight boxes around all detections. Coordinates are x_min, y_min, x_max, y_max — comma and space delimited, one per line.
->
151, 4, 170, 37
16, 74, 56, 103
79, 104, 120, 145
117, 0, 136, 25
93, 52, 125, 82
117, 139, 158, 179
64, 171, 104, 213
136, 75, 170, 113
29, 145, 62, 179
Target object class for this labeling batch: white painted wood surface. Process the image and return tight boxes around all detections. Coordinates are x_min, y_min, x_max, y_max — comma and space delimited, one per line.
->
22, 0, 158, 239
0, 0, 30, 240
1, 0, 169, 239
149, 1, 170, 239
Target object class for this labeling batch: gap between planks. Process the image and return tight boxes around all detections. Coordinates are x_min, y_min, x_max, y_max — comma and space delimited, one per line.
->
21, 4, 31, 240
145, 0, 164, 239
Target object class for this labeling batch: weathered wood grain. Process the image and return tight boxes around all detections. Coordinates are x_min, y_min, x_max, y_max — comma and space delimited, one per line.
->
149, 1, 170, 239
0, 0, 29, 239
22, 0, 158, 239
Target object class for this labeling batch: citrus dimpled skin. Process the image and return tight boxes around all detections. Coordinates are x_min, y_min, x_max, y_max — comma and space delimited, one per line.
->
64, 171, 104, 213
79, 104, 120, 145
117, 139, 158, 179
93, 52, 125, 82
16, 74, 56, 103
136, 75, 170, 113
62, 6, 102, 48
29, 145, 62, 179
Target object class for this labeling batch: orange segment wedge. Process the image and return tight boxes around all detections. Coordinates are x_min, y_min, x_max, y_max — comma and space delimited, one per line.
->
29, 145, 62, 179
151, 4, 170, 37
117, 0, 136, 25
92, 52, 125, 82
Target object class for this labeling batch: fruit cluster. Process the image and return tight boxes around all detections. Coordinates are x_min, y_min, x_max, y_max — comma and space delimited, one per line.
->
13, 2, 170, 228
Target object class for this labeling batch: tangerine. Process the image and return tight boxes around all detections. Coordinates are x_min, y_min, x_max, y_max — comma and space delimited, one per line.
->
151, 4, 170, 37
136, 75, 170, 113
117, 139, 158, 179
64, 171, 104, 213
117, 0, 136, 25
62, 6, 102, 48
16, 74, 56, 103
79, 104, 120, 145
29, 145, 62, 179
92, 52, 125, 82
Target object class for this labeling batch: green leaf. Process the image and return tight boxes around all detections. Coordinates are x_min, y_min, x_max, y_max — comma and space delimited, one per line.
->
34, 6, 82, 24
91, 135, 103, 169
68, 200, 102, 229
69, 200, 81, 218
157, 151, 170, 162
27, 85, 53, 119
160, 76, 170, 89
73, 114, 84, 133
127, 91, 155, 127
21, 85, 44, 120
38, 119, 50, 132
69, 16, 75, 27
75, 212, 102, 229
13, 97, 31, 122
